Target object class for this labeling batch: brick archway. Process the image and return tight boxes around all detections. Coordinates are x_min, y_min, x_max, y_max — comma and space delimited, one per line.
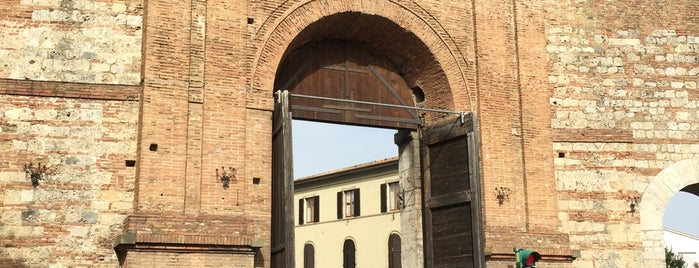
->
640, 157, 699, 266
249, 0, 475, 113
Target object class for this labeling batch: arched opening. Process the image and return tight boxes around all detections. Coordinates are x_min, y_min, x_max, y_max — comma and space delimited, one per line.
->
269, 11, 482, 268
388, 233, 402, 268
640, 158, 699, 267
663, 185, 699, 266
269, 11, 463, 115
343, 238, 356, 268
303, 242, 315, 268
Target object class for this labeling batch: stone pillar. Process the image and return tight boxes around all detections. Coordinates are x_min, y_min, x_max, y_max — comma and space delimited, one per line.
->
395, 130, 424, 267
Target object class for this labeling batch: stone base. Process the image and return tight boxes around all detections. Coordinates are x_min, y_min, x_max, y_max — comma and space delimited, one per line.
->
485, 228, 577, 265
114, 214, 265, 267
115, 243, 258, 268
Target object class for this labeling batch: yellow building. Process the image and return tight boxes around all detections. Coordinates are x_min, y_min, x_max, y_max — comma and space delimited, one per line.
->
294, 157, 402, 268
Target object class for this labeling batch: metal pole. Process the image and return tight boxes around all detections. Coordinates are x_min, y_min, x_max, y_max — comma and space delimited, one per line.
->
289, 93, 465, 116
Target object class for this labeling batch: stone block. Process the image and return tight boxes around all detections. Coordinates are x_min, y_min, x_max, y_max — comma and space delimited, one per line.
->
20, 190, 36, 202
0, 172, 26, 183
3, 190, 21, 204
69, 226, 90, 237
608, 38, 640, 46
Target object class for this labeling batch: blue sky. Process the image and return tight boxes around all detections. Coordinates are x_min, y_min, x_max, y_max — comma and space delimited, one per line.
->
292, 120, 398, 179
664, 191, 699, 237
292, 120, 699, 238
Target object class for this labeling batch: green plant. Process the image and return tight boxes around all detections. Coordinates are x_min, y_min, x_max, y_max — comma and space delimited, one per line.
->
666, 247, 687, 268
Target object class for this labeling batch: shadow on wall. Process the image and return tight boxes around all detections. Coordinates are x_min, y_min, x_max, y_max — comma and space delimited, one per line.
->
0, 249, 28, 268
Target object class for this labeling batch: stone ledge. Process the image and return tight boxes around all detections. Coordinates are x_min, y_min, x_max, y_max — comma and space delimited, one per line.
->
122, 214, 256, 238
113, 232, 259, 266
485, 229, 575, 263
115, 214, 263, 266
114, 232, 257, 249
0, 78, 140, 101
552, 128, 633, 143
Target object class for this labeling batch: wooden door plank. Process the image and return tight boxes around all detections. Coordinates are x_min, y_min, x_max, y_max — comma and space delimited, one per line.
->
421, 114, 483, 268
276, 39, 420, 129
271, 90, 295, 268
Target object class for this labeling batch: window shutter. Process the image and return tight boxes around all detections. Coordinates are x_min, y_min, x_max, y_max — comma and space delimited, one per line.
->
354, 189, 361, 217
337, 191, 343, 219
380, 183, 387, 213
313, 196, 320, 223
299, 198, 304, 225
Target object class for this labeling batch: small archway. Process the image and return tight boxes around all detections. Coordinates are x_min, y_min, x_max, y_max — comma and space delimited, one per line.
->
640, 158, 699, 266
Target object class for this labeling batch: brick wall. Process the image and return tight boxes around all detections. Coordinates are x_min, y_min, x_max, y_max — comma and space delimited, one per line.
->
544, 0, 699, 266
1, 0, 697, 267
123, 251, 255, 268
0, 88, 139, 266
122, 0, 267, 264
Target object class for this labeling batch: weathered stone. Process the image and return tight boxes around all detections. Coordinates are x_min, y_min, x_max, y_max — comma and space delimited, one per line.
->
21, 210, 37, 222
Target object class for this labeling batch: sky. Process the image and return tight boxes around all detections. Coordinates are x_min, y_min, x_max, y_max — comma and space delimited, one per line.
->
292, 120, 398, 179
664, 191, 699, 237
292, 120, 699, 238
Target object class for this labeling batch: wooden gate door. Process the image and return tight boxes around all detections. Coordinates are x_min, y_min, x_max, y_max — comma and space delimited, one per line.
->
275, 39, 421, 130
271, 90, 294, 268
421, 114, 484, 267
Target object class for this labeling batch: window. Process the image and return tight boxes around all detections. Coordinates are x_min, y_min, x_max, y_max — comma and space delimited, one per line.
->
388, 234, 402, 268
337, 189, 360, 219
344, 190, 354, 217
343, 239, 356, 268
298, 196, 319, 225
306, 197, 316, 223
303, 243, 315, 268
389, 182, 400, 211
381, 182, 400, 213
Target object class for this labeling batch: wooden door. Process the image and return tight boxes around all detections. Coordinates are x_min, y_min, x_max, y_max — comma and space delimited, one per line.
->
389, 233, 402, 268
275, 39, 421, 130
421, 114, 484, 267
343, 239, 356, 268
303, 243, 314, 268
271, 90, 294, 268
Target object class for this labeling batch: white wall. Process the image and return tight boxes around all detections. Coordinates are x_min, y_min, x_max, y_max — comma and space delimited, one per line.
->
294, 162, 401, 268
665, 228, 699, 266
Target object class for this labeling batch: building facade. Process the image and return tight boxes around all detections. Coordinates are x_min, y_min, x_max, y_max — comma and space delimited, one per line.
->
294, 157, 402, 268
0, 0, 698, 267
665, 228, 699, 266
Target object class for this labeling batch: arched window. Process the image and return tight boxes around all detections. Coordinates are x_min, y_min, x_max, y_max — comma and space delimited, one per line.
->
303, 243, 314, 268
343, 239, 356, 268
388, 234, 402, 268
